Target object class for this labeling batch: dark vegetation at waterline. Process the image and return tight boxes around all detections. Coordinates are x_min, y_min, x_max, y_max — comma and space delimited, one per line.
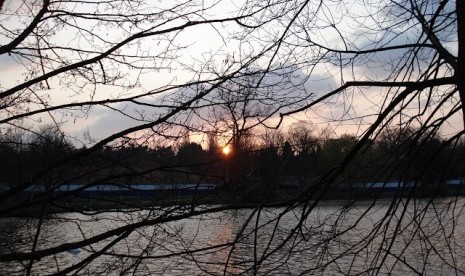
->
1, 125, 464, 216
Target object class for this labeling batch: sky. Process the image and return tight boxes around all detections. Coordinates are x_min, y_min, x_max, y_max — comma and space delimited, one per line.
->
0, 0, 462, 147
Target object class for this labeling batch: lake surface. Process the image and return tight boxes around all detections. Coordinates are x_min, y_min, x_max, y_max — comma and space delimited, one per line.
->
1, 197, 465, 275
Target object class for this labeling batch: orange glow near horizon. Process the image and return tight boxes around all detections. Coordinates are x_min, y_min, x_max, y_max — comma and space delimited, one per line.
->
222, 145, 232, 156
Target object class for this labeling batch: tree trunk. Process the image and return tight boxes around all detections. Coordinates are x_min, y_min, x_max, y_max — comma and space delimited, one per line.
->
457, 1, 465, 128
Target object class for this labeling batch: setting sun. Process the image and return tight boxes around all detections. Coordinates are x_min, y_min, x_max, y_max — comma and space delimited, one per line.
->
222, 145, 232, 156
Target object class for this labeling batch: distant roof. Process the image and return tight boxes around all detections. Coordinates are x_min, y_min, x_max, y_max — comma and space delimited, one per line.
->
363, 182, 416, 188
445, 179, 465, 186
21, 183, 216, 192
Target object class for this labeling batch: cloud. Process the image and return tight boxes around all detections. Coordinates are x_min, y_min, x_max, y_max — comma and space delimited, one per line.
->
62, 63, 343, 143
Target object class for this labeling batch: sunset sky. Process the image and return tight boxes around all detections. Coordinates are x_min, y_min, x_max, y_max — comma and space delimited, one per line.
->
0, 0, 461, 147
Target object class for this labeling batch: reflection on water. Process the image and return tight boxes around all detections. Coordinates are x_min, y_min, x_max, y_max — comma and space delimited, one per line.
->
1, 198, 465, 275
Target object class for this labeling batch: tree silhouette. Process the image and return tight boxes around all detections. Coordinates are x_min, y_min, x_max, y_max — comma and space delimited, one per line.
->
1, 1, 465, 275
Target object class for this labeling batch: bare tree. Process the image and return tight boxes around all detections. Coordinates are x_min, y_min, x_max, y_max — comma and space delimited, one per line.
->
260, 128, 285, 151
1, 0, 465, 275
287, 121, 319, 155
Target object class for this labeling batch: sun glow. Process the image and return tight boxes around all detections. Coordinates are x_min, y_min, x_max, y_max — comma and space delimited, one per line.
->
222, 145, 232, 156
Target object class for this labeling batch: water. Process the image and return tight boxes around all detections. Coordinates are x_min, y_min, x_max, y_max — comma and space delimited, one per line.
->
1, 198, 465, 275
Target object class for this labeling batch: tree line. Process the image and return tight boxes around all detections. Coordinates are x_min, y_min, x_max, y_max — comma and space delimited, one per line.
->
1, 122, 463, 199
